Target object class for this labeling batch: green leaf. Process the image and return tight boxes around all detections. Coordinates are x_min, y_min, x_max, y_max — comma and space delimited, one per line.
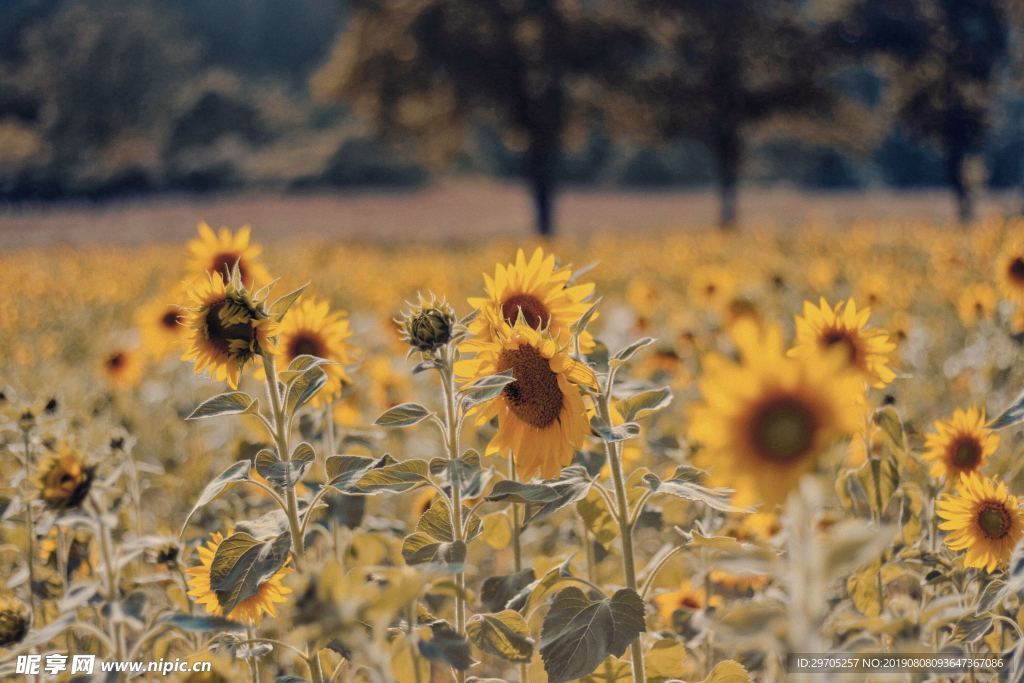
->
856, 453, 899, 517
823, 521, 896, 583
270, 282, 308, 322
481, 568, 536, 613
352, 459, 431, 494
572, 297, 603, 336
416, 496, 481, 543
590, 416, 640, 443
255, 444, 314, 489
209, 531, 291, 616
418, 624, 475, 670
461, 371, 515, 407
616, 386, 673, 422
160, 613, 246, 633
540, 587, 646, 683
610, 337, 655, 366
279, 354, 333, 384
180, 460, 251, 534
186, 392, 258, 420
523, 466, 593, 525
872, 406, 906, 452
643, 466, 748, 513
991, 389, 1024, 429
485, 480, 559, 504
325, 453, 389, 488
576, 488, 619, 548
374, 402, 432, 428
467, 610, 534, 663
700, 660, 752, 682
285, 365, 327, 415
401, 532, 467, 568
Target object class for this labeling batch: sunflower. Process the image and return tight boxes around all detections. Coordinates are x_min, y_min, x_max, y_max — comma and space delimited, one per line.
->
996, 234, 1024, 305
688, 265, 737, 313
99, 347, 144, 389
689, 320, 865, 508
186, 531, 292, 624
456, 319, 596, 480
937, 473, 1024, 572
186, 222, 269, 287
36, 443, 95, 510
136, 298, 187, 359
790, 298, 896, 388
0, 593, 30, 647
181, 274, 276, 389
923, 407, 998, 482
956, 283, 997, 327
467, 247, 597, 352
655, 580, 721, 624
272, 297, 354, 406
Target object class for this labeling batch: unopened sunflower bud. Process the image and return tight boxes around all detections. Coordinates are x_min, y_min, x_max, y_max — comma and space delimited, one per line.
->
399, 295, 456, 353
0, 594, 30, 647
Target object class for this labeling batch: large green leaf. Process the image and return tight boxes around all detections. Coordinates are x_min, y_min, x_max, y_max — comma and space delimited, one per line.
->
186, 392, 257, 420
401, 532, 467, 568
353, 459, 431, 494
643, 466, 747, 513
523, 466, 593, 525
180, 460, 251, 533
466, 610, 534, 663
209, 531, 291, 615
616, 386, 673, 422
481, 568, 536, 613
540, 587, 646, 683
375, 402, 432, 428
285, 365, 327, 415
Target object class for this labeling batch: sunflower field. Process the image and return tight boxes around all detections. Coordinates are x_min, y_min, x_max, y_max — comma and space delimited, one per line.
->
4, 217, 1024, 682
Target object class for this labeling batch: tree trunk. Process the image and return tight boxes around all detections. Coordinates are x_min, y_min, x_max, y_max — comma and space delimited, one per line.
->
527, 136, 558, 237
946, 145, 974, 225
715, 124, 742, 230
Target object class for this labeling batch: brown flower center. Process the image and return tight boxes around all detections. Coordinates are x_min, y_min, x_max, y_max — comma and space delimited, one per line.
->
205, 299, 256, 355
210, 252, 248, 282
501, 294, 550, 330
498, 345, 563, 428
748, 395, 819, 463
162, 308, 183, 329
820, 328, 859, 366
106, 352, 125, 371
949, 437, 982, 470
678, 595, 702, 610
977, 503, 1012, 539
1009, 257, 1024, 284
288, 332, 325, 359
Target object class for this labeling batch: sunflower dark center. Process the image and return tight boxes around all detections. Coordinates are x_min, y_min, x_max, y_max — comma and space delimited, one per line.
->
106, 353, 124, 370
820, 329, 859, 365
749, 396, 818, 463
288, 333, 324, 359
210, 252, 247, 282
161, 309, 183, 329
679, 595, 702, 610
950, 437, 982, 470
205, 299, 256, 355
977, 503, 1011, 539
498, 345, 563, 428
1009, 257, 1024, 283
501, 294, 550, 329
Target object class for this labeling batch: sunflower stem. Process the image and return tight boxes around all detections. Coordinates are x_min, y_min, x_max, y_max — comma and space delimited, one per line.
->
246, 623, 262, 683
509, 453, 528, 683
439, 348, 467, 683
261, 352, 305, 566
596, 386, 646, 683
19, 429, 39, 623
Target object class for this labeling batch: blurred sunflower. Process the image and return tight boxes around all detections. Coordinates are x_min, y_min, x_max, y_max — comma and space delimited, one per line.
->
996, 235, 1024, 304
937, 473, 1023, 572
0, 593, 30, 647
457, 319, 596, 480
956, 283, 997, 327
182, 274, 276, 389
36, 443, 95, 510
467, 247, 597, 352
688, 265, 736, 312
689, 320, 864, 507
272, 297, 354, 406
655, 579, 721, 624
186, 531, 292, 623
923, 407, 997, 482
186, 222, 269, 286
136, 298, 186, 359
100, 347, 144, 389
790, 298, 896, 388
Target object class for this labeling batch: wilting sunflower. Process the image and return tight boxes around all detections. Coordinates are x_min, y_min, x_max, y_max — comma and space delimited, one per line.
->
99, 347, 144, 389
923, 407, 998, 482
271, 297, 354, 406
467, 247, 597, 352
790, 298, 896, 388
186, 531, 292, 623
457, 319, 596, 480
689, 320, 864, 508
36, 443, 95, 510
186, 222, 269, 287
937, 473, 1024, 572
996, 234, 1024, 305
136, 298, 186, 359
182, 274, 276, 389
0, 593, 30, 647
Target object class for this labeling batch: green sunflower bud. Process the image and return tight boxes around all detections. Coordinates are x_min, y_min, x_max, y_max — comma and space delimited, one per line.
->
399, 295, 456, 353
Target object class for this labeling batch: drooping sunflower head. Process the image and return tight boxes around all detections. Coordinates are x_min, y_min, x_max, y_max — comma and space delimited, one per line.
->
275, 296, 355, 406
182, 274, 276, 389
398, 292, 457, 353
937, 473, 1024, 572
99, 347, 144, 390
457, 319, 597, 480
186, 222, 269, 287
36, 442, 95, 511
0, 593, 31, 647
186, 531, 292, 624
136, 297, 187, 359
997, 234, 1024, 304
923, 407, 998, 482
689, 320, 865, 508
790, 297, 896, 388
468, 247, 597, 352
